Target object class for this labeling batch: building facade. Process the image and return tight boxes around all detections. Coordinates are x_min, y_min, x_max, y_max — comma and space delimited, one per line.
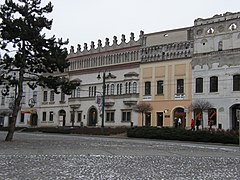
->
192, 12, 240, 130
139, 27, 193, 128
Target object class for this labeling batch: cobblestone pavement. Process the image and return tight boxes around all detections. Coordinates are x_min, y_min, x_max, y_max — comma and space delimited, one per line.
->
0, 132, 239, 180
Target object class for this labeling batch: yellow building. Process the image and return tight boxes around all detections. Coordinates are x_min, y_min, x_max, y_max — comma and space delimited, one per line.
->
139, 27, 193, 128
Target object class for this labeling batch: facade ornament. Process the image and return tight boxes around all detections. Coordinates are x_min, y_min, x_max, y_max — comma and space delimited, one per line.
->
98, 39, 102, 47
84, 43, 88, 50
91, 41, 95, 49
77, 44, 81, 52
121, 34, 126, 43
113, 36, 118, 44
70, 46, 74, 54
130, 32, 135, 41
105, 38, 110, 46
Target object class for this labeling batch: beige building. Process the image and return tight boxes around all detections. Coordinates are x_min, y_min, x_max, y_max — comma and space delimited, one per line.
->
139, 27, 193, 128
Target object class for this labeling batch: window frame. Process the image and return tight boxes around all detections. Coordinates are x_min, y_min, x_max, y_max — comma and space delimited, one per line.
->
196, 77, 203, 93
145, 81, 151, 95
106, 111, 115, 122
157, 80, 164, 95
210, 76, 218, 93
177, 79, 184, 94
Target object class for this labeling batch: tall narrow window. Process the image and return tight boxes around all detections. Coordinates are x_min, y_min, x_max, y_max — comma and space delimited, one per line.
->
20, 113, 24, 123
117, 84, 120, 95
210, 76, 218, 92
76, 87, 81, 97
196, 78, 203, 93
125, 82, 128, 94
60, 91, 65, 102
145, 81, 151, 95
49, 111, 54, 121
106, 84, 109, 95
21, 92, 26, 104
120, 84, 122, 95
128, 82, 131, 94
177, 79, 184, 94
133, 82, 137, 93
111, 84, 114, 95
50, 90, 54, 102
33, 91, 37, 103
233, 75, 240, 91
157, 80, 164, 95
42, 112, 46, 121
1, 96, 5, 105
88, 87, 91, 97
43, 91, 47, 102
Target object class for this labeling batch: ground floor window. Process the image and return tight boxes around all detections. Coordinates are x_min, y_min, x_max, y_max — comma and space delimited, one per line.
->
122, 111, 131, 122
49, 111, 54, 121
20, 113, 24, 123
156, 112, 163, 126
208, 108, 217, 126
106, 111, 115, 122
42, 112, 46, 121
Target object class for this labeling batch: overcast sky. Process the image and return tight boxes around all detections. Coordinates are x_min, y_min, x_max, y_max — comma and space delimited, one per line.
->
39, 0, 240, 50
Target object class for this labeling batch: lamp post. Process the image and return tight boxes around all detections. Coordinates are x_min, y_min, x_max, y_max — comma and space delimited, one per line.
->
97, 71, 115, 128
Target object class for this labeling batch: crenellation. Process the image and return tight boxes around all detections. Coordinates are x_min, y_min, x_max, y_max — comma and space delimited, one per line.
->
68, 31, 145, 58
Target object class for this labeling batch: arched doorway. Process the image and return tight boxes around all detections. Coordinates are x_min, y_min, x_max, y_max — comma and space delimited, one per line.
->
230, 104, 240, 130
173, 107, 186, 128
59, 110, 66, 126
88, 107, 97, 126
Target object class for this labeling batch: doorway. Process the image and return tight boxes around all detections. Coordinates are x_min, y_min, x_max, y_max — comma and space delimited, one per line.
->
88, 107, 97, 126
173, 107, 186, 128
157, 112, 163, 126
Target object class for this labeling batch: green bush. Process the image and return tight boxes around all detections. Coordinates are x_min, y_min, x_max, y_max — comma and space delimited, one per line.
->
127, 127, 239, 144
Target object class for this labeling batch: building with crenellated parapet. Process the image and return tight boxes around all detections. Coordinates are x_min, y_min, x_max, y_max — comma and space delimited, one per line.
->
192, 11, 240, 130
1, 11, 239, 130
37, 31, 145, 127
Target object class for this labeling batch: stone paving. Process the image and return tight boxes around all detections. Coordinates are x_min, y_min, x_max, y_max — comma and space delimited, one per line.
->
0, 132, 239, 180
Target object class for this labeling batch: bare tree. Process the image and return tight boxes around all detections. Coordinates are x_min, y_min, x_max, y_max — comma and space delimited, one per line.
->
190, 99, 213, 129
133, 102, 153, 126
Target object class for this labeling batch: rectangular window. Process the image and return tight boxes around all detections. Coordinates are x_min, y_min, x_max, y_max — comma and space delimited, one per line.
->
20, 113, 24, 123
196, 78, 203, 93
33, 91, 37, 102
60, 92, 65, 102
210, 76, 218, 92
43, 91, 48, 102
50, 90, 55, 102
42, 112, 46, 121
145, 81, 151, 95
233, 75, 240, 91
122, 111, 131, 122
49, 111, 54, 121
177, 79, 184, 94
157, 80, 164, 94
21, 92, 26, 104
1, 96, 5, 105
106, 111, 115, 122
77, 112, 82, 122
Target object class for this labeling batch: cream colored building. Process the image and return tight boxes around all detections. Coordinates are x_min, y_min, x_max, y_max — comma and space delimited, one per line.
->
139, 27, 193, 127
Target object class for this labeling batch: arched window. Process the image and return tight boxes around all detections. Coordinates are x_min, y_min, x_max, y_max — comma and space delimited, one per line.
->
133, 82, 137, 93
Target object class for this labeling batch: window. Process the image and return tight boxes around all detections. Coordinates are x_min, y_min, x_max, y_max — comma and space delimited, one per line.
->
157, 80, 164, 94
233, 75, 240, 91
128, 82, 131, 94
125, 82, 128, 94
49, 111, 54, 121
218, 41, 223, 51
133, 82, 137, 93
43, 91, 48, 102
196, 78, 203, 93
21, 92, 25, 104
1, 96, 5, 105
122, 111, 131, 122
120, 84, 122, 95
111, 84, 114, 95
117, 84, 120, 95
208, 108, 217, 126
60, 92, 65, 102
145, 81, 151, 95
210, 76, 218, 92
88, 87, 91, 97
33, 91, 37, 102
42, 112, 46, 121
177, 79, 184, 94
70, 111, 75, 123
106, 111, 115, 122
50, 90, 54, 102
76, 87, 81, 97
77, 112, 82, 122
106, 84, 109, 95
20, 113, 24, 123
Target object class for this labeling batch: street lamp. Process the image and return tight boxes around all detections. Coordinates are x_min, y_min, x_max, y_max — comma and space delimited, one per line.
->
97, 71, 115, 128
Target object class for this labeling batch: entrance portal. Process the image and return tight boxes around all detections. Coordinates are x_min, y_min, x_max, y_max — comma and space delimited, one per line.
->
88, 107, 97, 126
59, 110, 66, 126
173, 108, 186, 128
230, 104, 240, 130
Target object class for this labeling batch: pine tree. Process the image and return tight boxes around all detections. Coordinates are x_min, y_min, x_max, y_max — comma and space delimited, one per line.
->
0, 0, 78, 141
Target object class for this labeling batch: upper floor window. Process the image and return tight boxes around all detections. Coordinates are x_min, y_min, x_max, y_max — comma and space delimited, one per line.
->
33, 91, 37, 102
106, 111, 115, 122
122, 111, 131, 122
128, 82, 131, 94
43, 91, 48, 102
145, 81, 151, 95
133, 82, 137, 94
110, 84, 114, 95
177, 79, 184, 94
1, 96, 5, 105
60, 91, 65, 102
125, 82, 128, 94
208, 108, 217, 126
233, 75, 240, 91
120, 84, 122, 95
76, 87, 81, 97
106, 84, 109, 95
218, 41, 223, 51
157, 80, 164, 95
210, 76, 218, 92
49, 111, 54, 121
196, 78, 203, 93
21, 92, 26, 104
50, 90, 54, 102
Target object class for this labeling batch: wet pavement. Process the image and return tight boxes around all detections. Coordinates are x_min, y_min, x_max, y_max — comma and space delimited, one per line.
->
0, 131, 239, 180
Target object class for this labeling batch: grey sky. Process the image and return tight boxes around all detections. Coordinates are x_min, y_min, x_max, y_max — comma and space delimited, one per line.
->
28, 0, 240, 50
